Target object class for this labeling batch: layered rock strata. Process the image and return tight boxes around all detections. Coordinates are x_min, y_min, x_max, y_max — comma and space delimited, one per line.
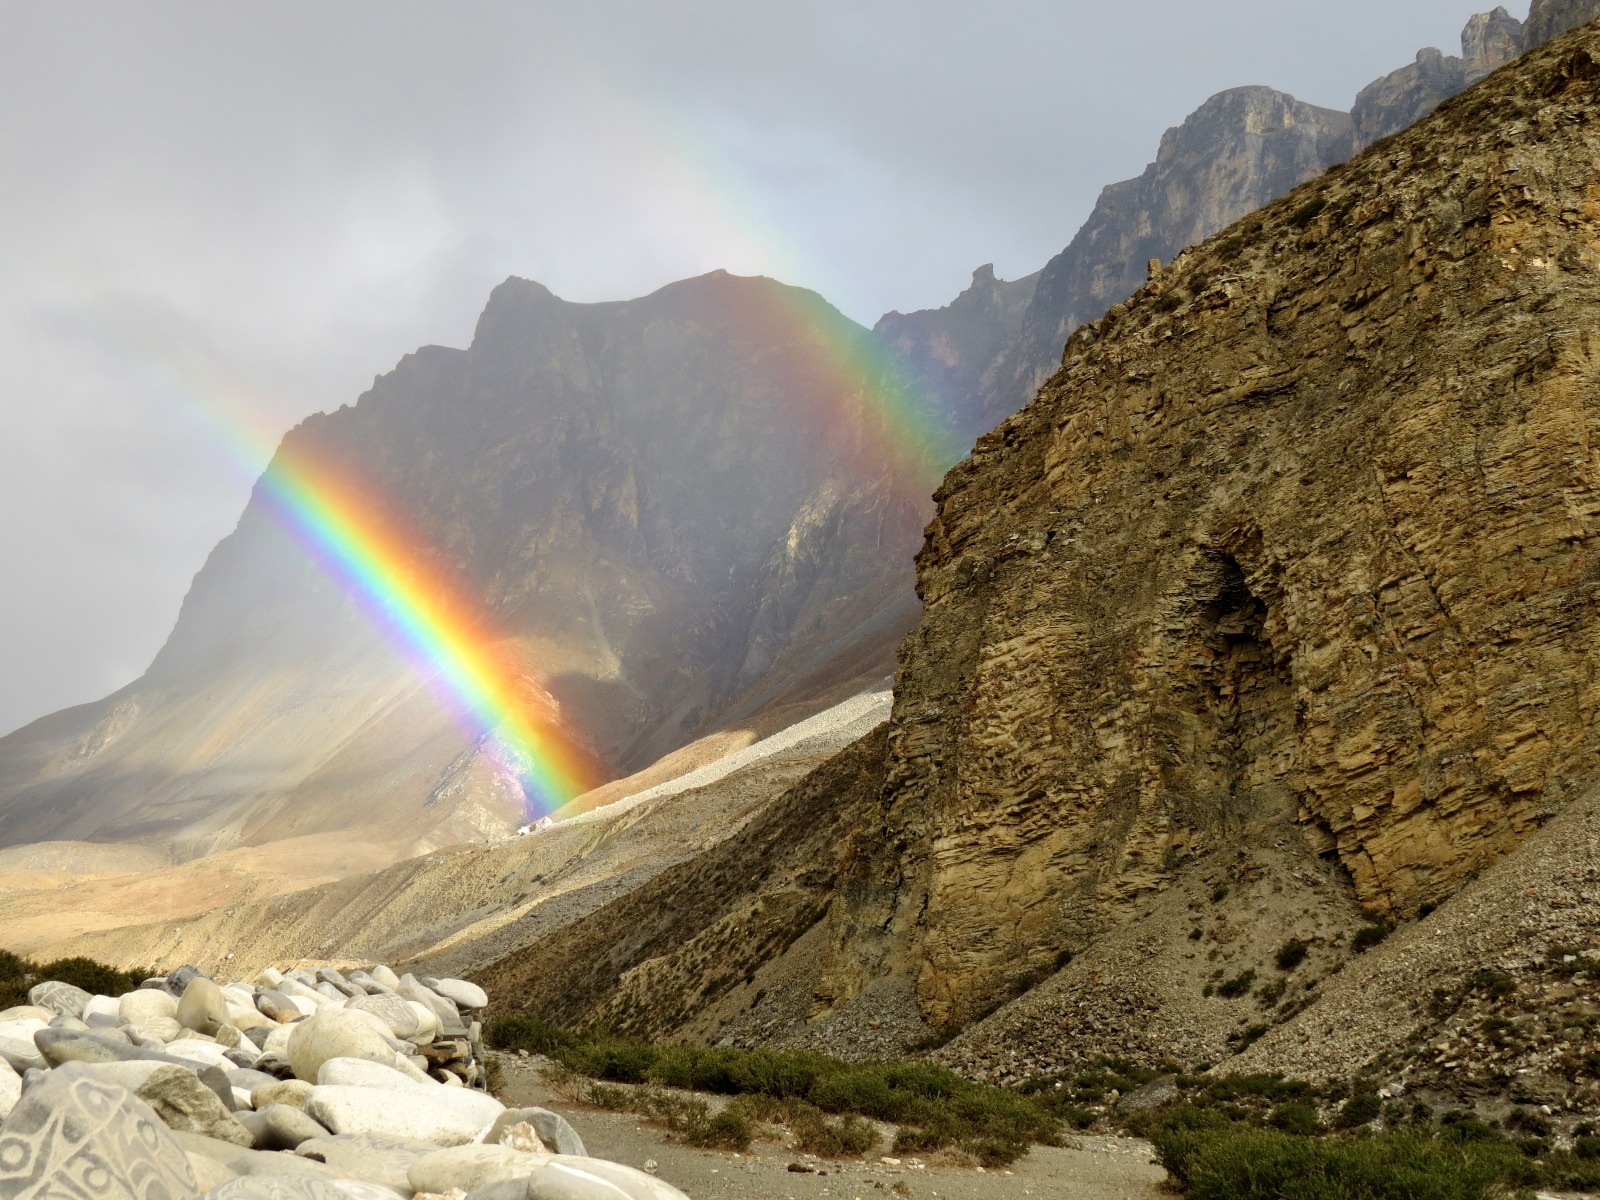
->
826, 16, 1600, 1033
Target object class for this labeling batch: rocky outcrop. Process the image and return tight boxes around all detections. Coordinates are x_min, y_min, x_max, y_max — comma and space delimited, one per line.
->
953, 5, 1600, 435
1526, 0, 1600, 47
0, 272, 926, 860
977, 87, 1353, 431
1352, 8, 1525, 148
873, 264, 1040, 445
819, 17, 1600, 1037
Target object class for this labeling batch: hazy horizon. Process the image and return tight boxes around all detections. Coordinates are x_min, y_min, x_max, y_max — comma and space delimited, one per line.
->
0, 0, 1523, 736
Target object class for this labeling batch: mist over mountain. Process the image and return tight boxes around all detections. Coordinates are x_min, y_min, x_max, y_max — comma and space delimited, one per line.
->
0, 272, 930, 860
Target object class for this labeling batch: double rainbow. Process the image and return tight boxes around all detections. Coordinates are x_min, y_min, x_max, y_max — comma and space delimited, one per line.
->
75, 266, 968, 822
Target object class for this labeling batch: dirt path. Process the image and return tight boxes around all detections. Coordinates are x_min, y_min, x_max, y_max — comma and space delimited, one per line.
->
493, 1055, 1169, 1200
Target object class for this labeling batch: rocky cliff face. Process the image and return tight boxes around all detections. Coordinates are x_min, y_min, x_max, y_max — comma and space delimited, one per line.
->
0, 272, 928, 859
1527, 0, 1600, 46
949, 4, 1600, 436
873, 264, 1040, 445
1352, 8, 1525, 149
828, 15, 1600, 1033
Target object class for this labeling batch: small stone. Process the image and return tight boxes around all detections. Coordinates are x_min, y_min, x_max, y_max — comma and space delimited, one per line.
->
0, 1068, 198, 1198
0, 1006, 56, 1024
344, 972, 388, 997
254, 1052, 295, 1079
483, 1107, 586, 1156
304, 1083, 502, 1146
406, 1144, 548, 1193
0, 1058, 21, 1120
461, 1156, 690, 1199
229, 1148, 342, 1182
346, 994, 423, 1039
424, 979, 487, 1011
368, 967, 401, 991
398, 976, 465, 1037
186, 1148, 238, 1191
202, 1174, 346, 1198
252, 1079, 315, 1111
287, 1008, 404, 1083
121, 988, 181, 1026
315, 969, 363, 1000
255, 968, 284, 989
60, 1060, 253, 1146
242, 1103, 331, 1150
162, 1037, 237, 1072
228, 1068, 280, 1095
34, 1026, 161, 1067
81, 994, 123, 1024
296, 1131, 438, 1191
316, 1056, 434, 1091
167, 965, 204, 993
0, 1020, 48, 1072
178, 977, 231, 1035
27, 980, 92, 1018
129, 1016, 184, 1045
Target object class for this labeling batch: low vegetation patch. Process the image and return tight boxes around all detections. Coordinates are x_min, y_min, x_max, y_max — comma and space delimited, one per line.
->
488, 1017, 1059, 1164
1123, 1074, 1600, 1199
0, 950, 148, 1009
1351, 922, 1394, 952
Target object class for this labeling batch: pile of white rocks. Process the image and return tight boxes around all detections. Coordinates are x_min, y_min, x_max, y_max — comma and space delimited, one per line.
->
0, 962, 689, 1199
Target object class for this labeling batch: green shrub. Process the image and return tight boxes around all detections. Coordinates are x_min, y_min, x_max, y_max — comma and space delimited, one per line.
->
1216, 970, 1256, 999
488, 1020, 1058, 1164
1351, 924, 1393, 953
1269, 1102, 1322, 1136
485, 1016, 579, 1058
1153, 1121, 1536, 1200
1288, 197, 1329, 228
1465, 968, 1516, 998
1335, 1090, 1381, 1129
1275, 940, 1309, 971
793, 1109, 878, 1157
0, 951, 148, 1010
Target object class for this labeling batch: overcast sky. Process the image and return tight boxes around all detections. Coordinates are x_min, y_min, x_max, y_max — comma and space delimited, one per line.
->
0, 0, 1522, 735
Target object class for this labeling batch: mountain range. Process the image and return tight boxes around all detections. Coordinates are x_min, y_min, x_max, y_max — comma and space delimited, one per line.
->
2, 0, 1598, 1019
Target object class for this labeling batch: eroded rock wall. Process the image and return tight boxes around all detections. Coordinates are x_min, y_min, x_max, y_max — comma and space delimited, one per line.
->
829, 22, 1600, 1032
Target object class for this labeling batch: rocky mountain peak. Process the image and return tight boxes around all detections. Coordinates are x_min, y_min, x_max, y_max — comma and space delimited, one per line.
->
1526, 0, 1600, 45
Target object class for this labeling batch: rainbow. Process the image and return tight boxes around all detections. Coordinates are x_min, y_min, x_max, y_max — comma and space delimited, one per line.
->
68, 324, 599, 818
251, 431, 597, 815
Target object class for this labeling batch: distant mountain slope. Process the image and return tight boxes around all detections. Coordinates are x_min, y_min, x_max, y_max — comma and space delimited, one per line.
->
899, 1, 1600, 440
0, 272, 930, 860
